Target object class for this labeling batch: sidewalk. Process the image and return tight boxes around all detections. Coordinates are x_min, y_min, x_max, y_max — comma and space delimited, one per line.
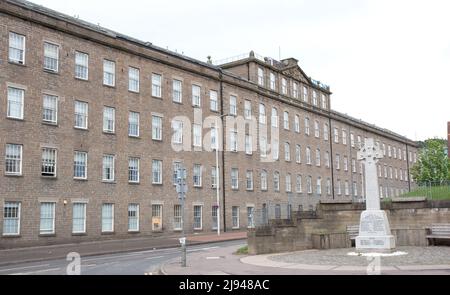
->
0, 231, 247, 267
161, 245, 450, 275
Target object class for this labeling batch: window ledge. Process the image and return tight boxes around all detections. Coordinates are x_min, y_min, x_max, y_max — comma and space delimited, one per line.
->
8, 61, 26, 67
128, 90, 140, 94
153, 183, 163, 186
74, 127, 89, 131
129, 135, 140, 139
129, 182, 140, 185
101, 232, 115, 236
43, 69, 59, 75
103, 131, 116, 135
39, 233, 56, 238
74, 77, 89, 82
72, 233, 87, 237
5, 174, 23, 178
103, 84, 116, 89
41, 176, 58, 180
128, 231, 140, 234
172, 101, 183, 105
102, 181, 116, 184
74, 178, 88, 182
2, 234, 21, 238
42, 121, 58, 127
6, 117, 24, 122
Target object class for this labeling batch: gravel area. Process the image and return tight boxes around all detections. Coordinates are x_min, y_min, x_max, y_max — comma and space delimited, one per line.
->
268, 247, 450, 266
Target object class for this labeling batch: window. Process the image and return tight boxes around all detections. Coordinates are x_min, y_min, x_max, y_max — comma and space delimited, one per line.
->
259, 103, 266, 124
193, 206, 203, 230
334, 128, 339, 143
230, 95, 237, 116
281, 78, 287, 95
258, 68, 264, 86
103, 107, 115, 133
211, 206, 218, 230
285, 143, 291, 161
296, 175, 303, 193
342, 130, 347, 145
172, 162, 183, 185
102, 155, 115, 182
260, 136, 267, 158
152, 115, 163, 141
193, 164, 202, 187
231, 168, 239, 190
293, 82, 299, 99
314, 120, 320, 138
102, 204, 114, 233
5, 144, 22, 176
129, 67, 140, 92
337, 180, 342, 195
75, 51, 88, 80
325, 151, 330, 168
211, 126, 218, 150
247, 207, 255, 229
384, 165, 388, 178
41, 148, 57, 177
388, 146, 392, 158
192, 85, 201, 107
272, 140, 279, 160
352, 159, 357, 173
303, 86, 308, 102
393, 147, 397, 159
211, 166, 218, 188
246, 170, 254, 191
152, 160, 163, 184
173, 80, 182, 103
334, 155, 341, 171
72, 203, 86, 234
172, 120, 183, 144
398, 149, 402, 160
245, 135, 253, 155
271, 108, 278, 128
306, 147, 312, 165
128, 204, 139, 232
283, 111, 289, 130
74, 101, 88, 129
43, 42, 59, 72
321, 94, 327, 109
389, 167, 393, 179
316, 178, 322, 195
327, 179, 332, 195
244, 100, 252, 119
358, 136, 362, 148
324, 123, 329, 141
210, 90, 218, 111
40, 202, 55, 235
270, 72, 276, 90
378, 165, 382, 177
128, 112, 140, 137
400, 169, 403, 181
128, 157, 140, 183
261, 170, 268, 191
174, 205, 182, 230
312, 91, 318, 106
42, 94, 58, 124
74, 151, 87, 179
286, 174, 292, 192
152, 204, 163, 231
295, 115, 300, 133
7, 87, 24, 120
193, 124, 202, 147
296, 145, 301, 163
345, 181, 350, 196
103, 60, 115, 86
232, 207, 240, 229
305, 118, 310, 135
316, 149, 321, 167
273, 172, 280, 191
152, 74, 162, 98
3, 202, 21, 236
307, 176, 313, 194
9, 32, 26, 65
350, 133, 355, 148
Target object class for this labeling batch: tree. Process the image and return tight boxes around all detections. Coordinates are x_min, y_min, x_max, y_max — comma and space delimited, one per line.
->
411, 138, 450, 183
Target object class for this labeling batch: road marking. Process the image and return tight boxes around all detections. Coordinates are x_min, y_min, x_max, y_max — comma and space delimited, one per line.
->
83, 253, 143, 262
0, 264, 50, 273
201, 246, 220, 251
10, 267, 61, 275
144, 256, 165, 260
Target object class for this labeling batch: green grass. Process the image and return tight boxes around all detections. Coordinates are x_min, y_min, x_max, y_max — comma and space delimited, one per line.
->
402, 186, 450, 200
235, 246, 248, 255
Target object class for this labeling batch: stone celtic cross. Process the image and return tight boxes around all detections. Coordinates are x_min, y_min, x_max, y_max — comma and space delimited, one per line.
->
357, 138, 383, 210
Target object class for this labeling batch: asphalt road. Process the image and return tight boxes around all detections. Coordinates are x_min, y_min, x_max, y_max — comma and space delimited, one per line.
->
0, 240, 246, 275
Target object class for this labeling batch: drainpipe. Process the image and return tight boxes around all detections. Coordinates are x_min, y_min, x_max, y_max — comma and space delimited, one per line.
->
219, 75, 227, 232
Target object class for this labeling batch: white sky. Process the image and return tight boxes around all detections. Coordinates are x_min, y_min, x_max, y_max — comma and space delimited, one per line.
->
29, 0, 450, 141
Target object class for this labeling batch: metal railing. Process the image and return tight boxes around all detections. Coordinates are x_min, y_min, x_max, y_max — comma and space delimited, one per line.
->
402, 180, 450, 200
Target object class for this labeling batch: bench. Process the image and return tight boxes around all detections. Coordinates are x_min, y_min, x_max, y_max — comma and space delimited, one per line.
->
426, 224, 450, 246
347, 225, 359, 247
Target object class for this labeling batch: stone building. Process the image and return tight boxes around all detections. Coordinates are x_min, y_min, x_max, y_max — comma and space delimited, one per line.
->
0, 0, 418, 248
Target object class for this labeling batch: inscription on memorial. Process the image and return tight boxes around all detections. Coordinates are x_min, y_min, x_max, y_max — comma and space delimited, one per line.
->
360, 214, 387, 235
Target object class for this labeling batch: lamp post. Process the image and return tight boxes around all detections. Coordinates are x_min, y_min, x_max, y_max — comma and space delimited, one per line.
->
215, 114, 230, 236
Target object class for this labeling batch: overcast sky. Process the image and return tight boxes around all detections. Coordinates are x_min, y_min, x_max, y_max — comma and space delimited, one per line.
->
30, 0, 450, 141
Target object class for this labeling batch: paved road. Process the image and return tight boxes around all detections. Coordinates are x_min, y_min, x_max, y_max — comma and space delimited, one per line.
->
0, 240, 245, 275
